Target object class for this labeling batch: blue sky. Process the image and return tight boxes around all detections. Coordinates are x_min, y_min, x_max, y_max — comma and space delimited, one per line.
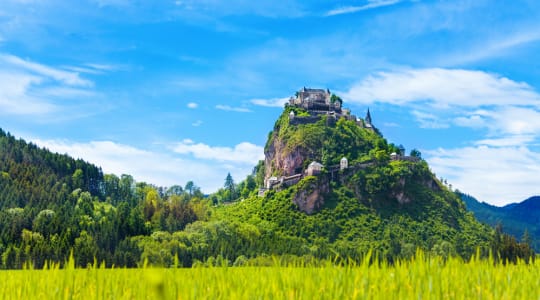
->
1, 0, 540, 206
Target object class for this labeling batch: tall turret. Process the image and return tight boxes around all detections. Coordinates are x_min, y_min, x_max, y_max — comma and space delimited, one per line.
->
365, 108, 372, 125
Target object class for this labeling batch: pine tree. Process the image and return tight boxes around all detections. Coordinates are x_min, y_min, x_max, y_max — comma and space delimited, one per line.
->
224, 173, 236, 202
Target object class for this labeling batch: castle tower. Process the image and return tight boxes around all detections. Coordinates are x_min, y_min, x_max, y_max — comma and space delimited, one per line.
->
365, 108, 372, 125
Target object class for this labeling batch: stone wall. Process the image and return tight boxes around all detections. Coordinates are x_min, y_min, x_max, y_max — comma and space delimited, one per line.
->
289, 115, 321, 125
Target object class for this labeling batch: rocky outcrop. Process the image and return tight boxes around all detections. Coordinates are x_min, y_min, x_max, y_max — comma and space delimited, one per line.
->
292, 176, 329, 214
392, 178, 411, 204
392, 177, 441, 204
264, 133, 308, 178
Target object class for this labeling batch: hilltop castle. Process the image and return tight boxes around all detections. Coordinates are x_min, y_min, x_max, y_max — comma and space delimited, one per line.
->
287, 87, 374, 130
288, 87, 342, 112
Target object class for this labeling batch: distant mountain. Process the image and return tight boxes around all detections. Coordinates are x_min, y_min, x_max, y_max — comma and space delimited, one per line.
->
459, 193, 540, 251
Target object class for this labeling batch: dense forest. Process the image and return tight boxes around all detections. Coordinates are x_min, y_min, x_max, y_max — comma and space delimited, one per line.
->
0, 112, 534, 268
460, 192, 540, 251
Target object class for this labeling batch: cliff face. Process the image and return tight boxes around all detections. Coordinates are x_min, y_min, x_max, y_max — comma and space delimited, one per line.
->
264, 134, 307, 179
292, 176, 330, 214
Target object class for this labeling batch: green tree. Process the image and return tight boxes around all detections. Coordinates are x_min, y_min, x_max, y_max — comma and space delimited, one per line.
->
185, 181, 195, 197
74, 230, 98, 267
166, 185, 184, 197
410, 149, 422, 158
224, 173, 236, 201
72, 169, 84, 189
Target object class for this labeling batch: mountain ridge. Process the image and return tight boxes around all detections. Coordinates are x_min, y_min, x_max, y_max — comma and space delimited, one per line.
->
459, 192, 540, 251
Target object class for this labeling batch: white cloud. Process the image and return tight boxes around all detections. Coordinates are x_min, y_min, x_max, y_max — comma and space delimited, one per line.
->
475, 135, 535, 147
0, 53, 97, 116
426, 145, 540, 206
187, 102, 198, 109
191, 120, 203, 127
491, 107, 540, 135
442, 29, 540, 66
326, 0, 401, 16
0, 72, 58, 115
454, 106, 540, 137
412, 110, 449, 129
173, 139, 264, 164
453, 113, 487, 129
250, 97, 289, 108
215, 104, 252, 113
63, 64, 119, 75
343, 68, 540, 108
1, 54, 92, 87
32, 139, 258, 193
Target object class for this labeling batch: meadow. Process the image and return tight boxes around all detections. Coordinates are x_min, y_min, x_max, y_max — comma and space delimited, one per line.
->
0, 254, 539, 300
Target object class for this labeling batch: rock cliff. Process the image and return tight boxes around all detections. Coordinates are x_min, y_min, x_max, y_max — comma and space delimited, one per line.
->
292, 176, 329, 214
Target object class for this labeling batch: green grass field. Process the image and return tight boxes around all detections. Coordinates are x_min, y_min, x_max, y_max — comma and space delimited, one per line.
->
1, 255, 539, 299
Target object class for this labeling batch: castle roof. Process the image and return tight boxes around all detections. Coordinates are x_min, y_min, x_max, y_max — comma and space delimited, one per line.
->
308, 161, 323, 168
366, 108, 372, 124
301, 87, 329, 94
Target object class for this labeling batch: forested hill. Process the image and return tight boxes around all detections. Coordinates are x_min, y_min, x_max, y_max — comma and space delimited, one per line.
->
0, 129, 103, 209
0, 127, 210, 268
459, 192, 540, 251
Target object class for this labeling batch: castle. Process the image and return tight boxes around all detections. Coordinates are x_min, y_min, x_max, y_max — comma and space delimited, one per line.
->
287, 87, 374, 130
288, 87, 341, 112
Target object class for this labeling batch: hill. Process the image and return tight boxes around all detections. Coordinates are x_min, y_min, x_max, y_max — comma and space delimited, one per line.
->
0, 128, 205, 268
209, 90, 495, 261
0, 129, 104, 210
459, 192, 540, 251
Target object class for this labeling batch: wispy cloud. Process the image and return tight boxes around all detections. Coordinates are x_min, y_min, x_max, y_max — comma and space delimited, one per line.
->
475, 135, 535, 147
454, 107, 540, 137
173, 139, 263, 164
191, 120, 203, 127
0, 72, 57, 115
250, 97, 289, 108
215, 104, 252, 113
344, 67, 540, 138
325, 0, 401, 16
33, 138, 260, 192
1, 54, 92, 87
63, 63, 120, 75
411, 110, 449, 129
442, 29, 540, 66
0, 53, 99, 116
426, 145, 540, 206
187, 102, 198, 109
343, 68, 540, 108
